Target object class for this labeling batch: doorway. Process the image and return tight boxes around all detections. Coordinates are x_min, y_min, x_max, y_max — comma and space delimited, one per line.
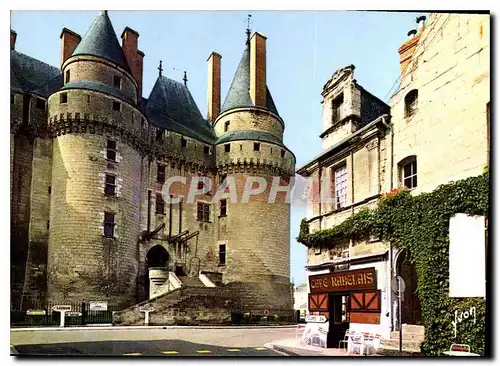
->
145, 245, 170, 298
396, 250, 421, 325
327, 293, 350, 348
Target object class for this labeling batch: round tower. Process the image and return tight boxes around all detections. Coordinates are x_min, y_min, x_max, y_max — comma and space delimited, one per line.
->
212, 33, 296, 311
46, 11, 147, 307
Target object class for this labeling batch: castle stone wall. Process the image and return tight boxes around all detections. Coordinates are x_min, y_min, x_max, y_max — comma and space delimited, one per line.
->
214, 109, 284, 140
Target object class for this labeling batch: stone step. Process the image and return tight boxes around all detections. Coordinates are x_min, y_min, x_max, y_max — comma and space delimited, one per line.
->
402, 324, 425, 334
382, 339, 421, 353
390, 331, 425, 342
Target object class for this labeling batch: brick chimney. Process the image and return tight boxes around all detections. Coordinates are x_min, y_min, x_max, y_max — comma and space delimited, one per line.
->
207, 52, 221, 123
398, 29, 420, 76
250, 32, 267, 107
121, 26, 144, 99
10, 30, 17, 50
60, 28, 81, 67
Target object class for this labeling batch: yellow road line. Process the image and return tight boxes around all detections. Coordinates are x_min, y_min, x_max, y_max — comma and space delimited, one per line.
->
254, 347, 268, 351
162, 351, 179, 355
196, 350, 212, 354
123, 352, 142, 356
227, 349, 241, 352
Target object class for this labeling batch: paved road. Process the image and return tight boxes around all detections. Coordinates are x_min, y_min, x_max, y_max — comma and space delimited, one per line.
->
11, 327, 296, 356
13, 339, 280, 356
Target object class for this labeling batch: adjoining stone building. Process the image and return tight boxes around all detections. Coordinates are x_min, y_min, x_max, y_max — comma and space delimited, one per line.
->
10, 10, 296, 318
297, 13, 489, 350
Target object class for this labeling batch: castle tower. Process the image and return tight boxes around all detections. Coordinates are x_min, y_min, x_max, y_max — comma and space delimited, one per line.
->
46, 11, 147, 307
211, 32, 296, 311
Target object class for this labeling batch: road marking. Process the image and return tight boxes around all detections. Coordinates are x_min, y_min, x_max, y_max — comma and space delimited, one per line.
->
254, 347, 268, 351
227, 349, 241, 352
162, 351, 179, 355
123, 353, 142, 356
196, 350, 212, 354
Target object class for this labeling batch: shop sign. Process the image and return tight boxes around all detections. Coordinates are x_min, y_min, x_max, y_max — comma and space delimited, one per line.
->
26, 309, 46, 316
305, 315, 327, 323
309, 267, 376, 293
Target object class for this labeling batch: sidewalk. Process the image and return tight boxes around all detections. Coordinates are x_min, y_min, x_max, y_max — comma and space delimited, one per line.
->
265, 338, 355, 357
11, 324, 297, 332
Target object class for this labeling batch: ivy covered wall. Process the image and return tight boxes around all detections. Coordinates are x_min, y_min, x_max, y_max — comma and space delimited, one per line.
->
297, 171, 489, 356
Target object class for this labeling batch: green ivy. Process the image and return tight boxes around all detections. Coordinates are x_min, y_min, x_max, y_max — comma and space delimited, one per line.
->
297, 171, 489, 356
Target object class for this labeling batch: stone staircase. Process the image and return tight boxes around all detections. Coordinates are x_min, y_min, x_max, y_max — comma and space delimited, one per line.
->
178, 276, 207, 287
378, 324, 425, 355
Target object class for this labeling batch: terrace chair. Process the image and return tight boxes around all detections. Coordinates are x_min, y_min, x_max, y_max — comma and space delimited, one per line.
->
338, 329, 351, 350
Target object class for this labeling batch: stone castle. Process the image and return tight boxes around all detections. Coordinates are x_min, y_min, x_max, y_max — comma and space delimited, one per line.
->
10, 10, 296, 314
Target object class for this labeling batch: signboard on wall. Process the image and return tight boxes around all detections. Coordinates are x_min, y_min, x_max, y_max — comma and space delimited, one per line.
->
89, 301, 108, 311
449, 214, 486, 297
309, 267, 377, 293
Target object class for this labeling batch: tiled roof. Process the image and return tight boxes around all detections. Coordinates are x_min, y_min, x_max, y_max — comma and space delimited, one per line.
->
60, 80, 134, 104
71, 11, 131, 73
10, 50, 61, 96
145, 76, 216, 144
216, 130, 284, 147
220, 44, 280, 116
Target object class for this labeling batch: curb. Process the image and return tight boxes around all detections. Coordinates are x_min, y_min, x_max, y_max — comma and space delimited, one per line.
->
11, 324, 298, 332
264, 343, 301, 356
10, 346, 19, 355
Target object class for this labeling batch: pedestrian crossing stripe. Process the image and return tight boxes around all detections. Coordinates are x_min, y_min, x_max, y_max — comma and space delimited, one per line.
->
162, 351, 179, 355
254, 347, 267, 351
123, 353, 142, 356
227, 349, 241, 352
196, 350, 212, 354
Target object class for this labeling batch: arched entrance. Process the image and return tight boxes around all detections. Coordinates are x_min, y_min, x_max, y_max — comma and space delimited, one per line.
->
396, 249, 421, 325
145, 245, 170, 298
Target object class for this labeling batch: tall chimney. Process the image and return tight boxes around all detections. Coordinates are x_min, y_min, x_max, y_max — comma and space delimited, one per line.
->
250, 32, 267, 107
121, 27, 143, 99
60, 28, 81, 67
207, 52, 221, 123
398, 28, 420, 76
10, 30, 17, 50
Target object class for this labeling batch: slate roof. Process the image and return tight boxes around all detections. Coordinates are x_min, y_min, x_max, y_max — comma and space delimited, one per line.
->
71, 11, 131, 73
10, 50, 61, 96
145, 76, 216, 144
220, 44, 280, 116
60, 80, 134, 104
216, 130, 284, 147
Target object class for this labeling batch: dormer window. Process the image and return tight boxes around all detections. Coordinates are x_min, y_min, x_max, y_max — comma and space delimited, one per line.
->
404, 89, 418, 118
36, 98, 46, 110
112, 101, 121, 111
113, 76, 122, 89
332, 93, 344, 124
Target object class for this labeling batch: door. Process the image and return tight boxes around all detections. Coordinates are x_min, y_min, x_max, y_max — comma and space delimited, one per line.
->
327, 294, 350, 348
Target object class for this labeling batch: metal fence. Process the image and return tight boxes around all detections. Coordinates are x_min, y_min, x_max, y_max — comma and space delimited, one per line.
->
11, 302, 120, 327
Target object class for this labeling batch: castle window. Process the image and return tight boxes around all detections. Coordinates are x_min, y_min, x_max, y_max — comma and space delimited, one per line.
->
65, 70, 70, 84
399, 156, 417, 189
106, 140, 117, 161
333, 164, 348, 209
156, 194, 165, 214
254, 142, 260, 152
156, 129, 164, 142
113, 76, 122, 89
60, 93, 67, 104
87, 95, 91, 104
36, 98, 46, 110
220, 199, 227, 217
11, 93, 14, 104
157, 164, 166, 184
219, 174, 227, 186
48, 186, 51, 194
112, 101, 121, 111
104, 174, 116, 196
103, 212, 115, 238
47, 220, 50, 230
141, 117, 145, 129
224, 121, 230, 132
281, 149, 285, 158
404, 89, 418, 118
204, 145, 210, 155
181, 138, 187, 148
219, 244, 226, 266
224, 144, 230, 153
197, 202, 210, 222
332, 93, 344, 124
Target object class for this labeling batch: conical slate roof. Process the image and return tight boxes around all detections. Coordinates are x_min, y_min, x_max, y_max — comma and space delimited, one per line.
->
220, 43, 280, 116
71, 11, 131, 72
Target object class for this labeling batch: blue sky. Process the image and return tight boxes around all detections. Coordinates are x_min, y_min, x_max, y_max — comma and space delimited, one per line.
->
11, 10, 422, 285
